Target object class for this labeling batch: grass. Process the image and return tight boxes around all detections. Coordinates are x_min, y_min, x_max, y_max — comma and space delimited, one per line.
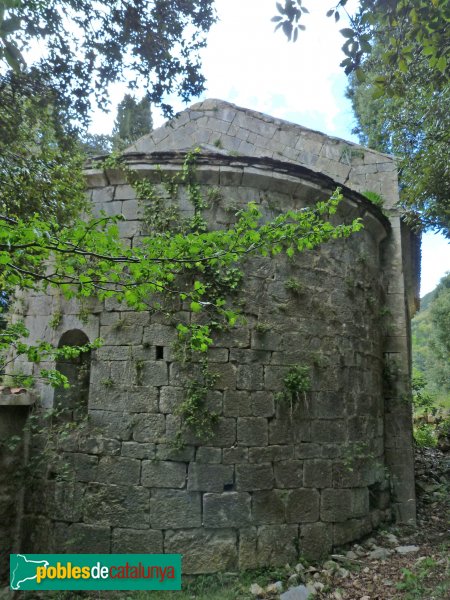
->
395, 549, 450, 600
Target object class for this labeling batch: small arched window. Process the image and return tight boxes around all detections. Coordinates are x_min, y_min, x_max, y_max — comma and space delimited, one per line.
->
53, 330, 91, 421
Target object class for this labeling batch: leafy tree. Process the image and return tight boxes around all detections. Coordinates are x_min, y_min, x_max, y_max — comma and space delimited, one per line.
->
273, 0, 449, 94
0, 74, 86, 223
412, 274, 450, 402
273, 0, 449, 235
1, 158, 363, 387
113, 94, 153, 149
0, 0, 216, 122
347, 53, 450, 235
79, 95, 153, 157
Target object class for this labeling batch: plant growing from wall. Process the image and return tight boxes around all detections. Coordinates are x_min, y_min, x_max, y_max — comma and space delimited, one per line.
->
362, 190, 385, 208
2, 149, 363, 444
174, 360, 219, 448
284, 277, 303, 295
276, 364, 311, 416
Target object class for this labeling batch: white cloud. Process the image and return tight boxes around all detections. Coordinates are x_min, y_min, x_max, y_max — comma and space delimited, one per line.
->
90, 0, 358, 141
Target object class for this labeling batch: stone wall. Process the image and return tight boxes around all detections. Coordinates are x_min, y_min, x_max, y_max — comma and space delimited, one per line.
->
0, 392, 34, 582
12, 100, 417, 573
16, 151, 411, 573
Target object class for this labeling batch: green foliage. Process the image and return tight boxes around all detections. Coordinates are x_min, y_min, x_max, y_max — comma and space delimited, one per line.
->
284, 277, 303, 294
396, 557, 448, 599
48, 311, 62, 330
283, 365, 311, 398
175, 361, 219, 447
362, 191, 384, 208
255, 321, 271, 334
1, 147, 362, 390
0, 319, 101, 388
412, 278, 450, 447
0, 79, 86, 223
348, 60, 450, 235
412, 274, 450, 403
275, 0, 450, 234
413, 423, 438, 448
79, 94, 153, 156
276, 364, 311, 415
112, 94, 153, 149
0, 1, 217, 122
412, 370, 435, 416
274, 1, 449, 95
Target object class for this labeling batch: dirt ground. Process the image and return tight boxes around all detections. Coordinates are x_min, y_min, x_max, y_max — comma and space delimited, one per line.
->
295, 447, 450, 599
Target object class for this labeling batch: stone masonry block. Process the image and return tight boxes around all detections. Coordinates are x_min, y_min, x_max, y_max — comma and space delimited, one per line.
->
165, 529, 237, 574
352, 487, 370, 517
203, 492, 251, 527
127, 387, 159, 413
321, 488, 353, 522
83, 483, 150, 529
248, 445, 294, 463
333, 517, 372, 546
229, 349, 271, 364
139, 361, 169, 387
58, 523, 111, 553
252, 490, 286, 524
96, 456, 141, 485
274, 460, 304, 489
251, 392, 275, 417
236, 365, 264, 390
79, 437, 121, 456
235, 464, 273, 491
143, 323, 177, 346
295, 443, 322, 459
213, 327, 250, 349
303, 459, 332, 488
312, 393, 346, 419
99, 324, 143, 345
121, 442, 155, 460
223, 390, 252, 417
155, 443, 195, 462
195, 447, 222, 463
286, 489, 320, 523
94, 345, 130, 361
213, 363, 237, 390
88, 410, 135, 441
300, 522, 333, 560
141, 460, 186, 488
159, 386, 184, 413
133, 414, 166, 443
47, 481, 84, 522
150, 490, 201, 529
205, 417, 237, 447
239, 524, 298, 569
111, 528, 162, 553
187, 463, 233, 492
264, 366, 291, 391
237, 417, 268, 446
62, 453, 98, 483
120, 200, 140, 220
114, 184, 136, 200
223, 447, 248, 464
311, 420, 347, 443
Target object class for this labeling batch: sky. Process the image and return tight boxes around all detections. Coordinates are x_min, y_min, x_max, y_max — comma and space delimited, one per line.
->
89, 0, 449, 297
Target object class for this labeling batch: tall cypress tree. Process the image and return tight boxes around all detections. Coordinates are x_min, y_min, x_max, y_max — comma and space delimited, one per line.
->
112, 94, 153, 149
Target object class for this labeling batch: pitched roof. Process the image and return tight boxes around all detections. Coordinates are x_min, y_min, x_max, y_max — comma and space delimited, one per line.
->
125, 98, 399, 207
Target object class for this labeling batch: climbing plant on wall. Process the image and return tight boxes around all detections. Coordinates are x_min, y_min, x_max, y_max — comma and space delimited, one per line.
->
1, 150, 363, 391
